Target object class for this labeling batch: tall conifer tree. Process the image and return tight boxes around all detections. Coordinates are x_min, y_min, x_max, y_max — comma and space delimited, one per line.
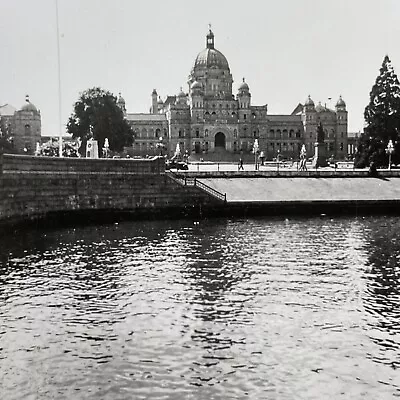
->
355, 55, 400, 167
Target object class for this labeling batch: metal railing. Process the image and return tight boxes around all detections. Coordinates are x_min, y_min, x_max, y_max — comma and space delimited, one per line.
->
168, 172, 226, 202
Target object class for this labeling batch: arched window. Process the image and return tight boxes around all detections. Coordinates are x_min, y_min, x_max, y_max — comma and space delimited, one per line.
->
269, 129, 275, 138
142, 128, 147, 137
289, 129, 294, 138
205, 129, 209, 137
155, 128, 161, 138
233, 129, 238, 138
24, 124, 31, 136
277, 129, 281, 138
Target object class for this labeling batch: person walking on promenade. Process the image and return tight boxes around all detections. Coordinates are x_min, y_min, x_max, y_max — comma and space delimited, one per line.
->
238, 158, 244, 171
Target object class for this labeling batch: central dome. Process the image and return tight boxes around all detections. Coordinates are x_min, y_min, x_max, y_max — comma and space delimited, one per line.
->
194, 48, 229, 69
193, 28, 230, 70
188, 28, 233, 100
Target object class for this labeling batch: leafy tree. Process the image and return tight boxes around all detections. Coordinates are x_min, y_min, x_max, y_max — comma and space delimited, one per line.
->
355, 55, 400, 167
66, 87, 133, 156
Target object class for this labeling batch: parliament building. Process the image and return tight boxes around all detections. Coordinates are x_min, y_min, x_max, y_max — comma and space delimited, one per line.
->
122, 28, 348, 160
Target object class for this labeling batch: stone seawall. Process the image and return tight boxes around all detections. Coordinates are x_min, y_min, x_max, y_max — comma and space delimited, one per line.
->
0, 155, 220, 226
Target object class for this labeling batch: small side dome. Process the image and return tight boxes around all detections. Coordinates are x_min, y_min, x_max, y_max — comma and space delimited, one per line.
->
117, 92, 125, 105
177, 88, 187, 105
336, 95, 346, 108
238, 78, 249, 91
157, 96, 163, 104
191, 80, 202, 90
178, 87, 186, 98
21, 94, 37, 112
315, 101, 326, 112
304, 95, 315, 107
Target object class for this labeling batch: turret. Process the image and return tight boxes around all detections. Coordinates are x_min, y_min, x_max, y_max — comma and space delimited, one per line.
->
177, 88, 187, 105
237, 78, 251, 109
190, 81, 203, 109
117, 92, 126, 116
151, 89, 158, 114
335, 95, 346, 112
302, 95, 317, 154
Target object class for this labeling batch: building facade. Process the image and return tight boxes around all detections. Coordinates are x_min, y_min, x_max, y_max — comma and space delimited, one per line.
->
124, 28, 348, 160
0, 95, 41, 154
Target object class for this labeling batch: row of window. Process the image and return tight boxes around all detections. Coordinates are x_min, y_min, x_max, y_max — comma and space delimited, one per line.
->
134, 127, 168, 139
133, 141, 346, 153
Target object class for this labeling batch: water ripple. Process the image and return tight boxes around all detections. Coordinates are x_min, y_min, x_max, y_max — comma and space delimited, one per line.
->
0, 217, 400, 399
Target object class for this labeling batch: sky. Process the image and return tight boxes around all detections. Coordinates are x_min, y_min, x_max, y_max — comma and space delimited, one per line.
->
1, 0, 400, 136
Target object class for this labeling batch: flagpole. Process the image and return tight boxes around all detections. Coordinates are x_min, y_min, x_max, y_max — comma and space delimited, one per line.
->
55, 0, 63, 157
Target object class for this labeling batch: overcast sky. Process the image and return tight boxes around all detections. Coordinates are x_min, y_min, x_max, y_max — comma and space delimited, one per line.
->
1, 0, 400, 136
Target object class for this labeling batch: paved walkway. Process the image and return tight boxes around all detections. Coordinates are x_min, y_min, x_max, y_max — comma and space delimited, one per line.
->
199, 177, 400, 203
188, 161, 356, 173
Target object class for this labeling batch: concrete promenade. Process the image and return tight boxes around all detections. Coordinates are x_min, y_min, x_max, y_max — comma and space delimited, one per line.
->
180, 161, 400, 203
199, 177, 400, 203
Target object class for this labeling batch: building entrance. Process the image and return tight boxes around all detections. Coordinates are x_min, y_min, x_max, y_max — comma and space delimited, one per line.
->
214, 132, 226, 149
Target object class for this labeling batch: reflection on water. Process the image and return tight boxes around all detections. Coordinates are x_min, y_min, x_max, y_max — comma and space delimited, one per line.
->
0, 216, 400, 399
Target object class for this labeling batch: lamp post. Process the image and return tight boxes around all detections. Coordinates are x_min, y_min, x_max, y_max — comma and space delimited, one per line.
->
277, 150, 280, 173
253, 139, 259, 170
386, 139, 394, 170
156, 136, 164, 156
55, 0, 63, 157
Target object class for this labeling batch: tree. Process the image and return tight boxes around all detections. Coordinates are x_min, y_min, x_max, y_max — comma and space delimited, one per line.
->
355, 55, 400, 167
66, 87, 133, 156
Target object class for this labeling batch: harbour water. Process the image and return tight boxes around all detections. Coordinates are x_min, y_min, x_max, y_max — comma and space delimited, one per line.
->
0, 216, 399, 399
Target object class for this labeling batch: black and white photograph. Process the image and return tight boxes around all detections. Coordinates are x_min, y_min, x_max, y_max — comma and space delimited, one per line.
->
0, 0, 400, 398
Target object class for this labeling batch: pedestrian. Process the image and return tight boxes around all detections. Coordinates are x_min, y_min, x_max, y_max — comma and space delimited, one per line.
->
238, 158, 244, 170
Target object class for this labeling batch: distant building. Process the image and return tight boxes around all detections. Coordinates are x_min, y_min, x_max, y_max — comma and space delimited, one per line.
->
347, 131, 361, 159
122, 28, 348, 160
0, 95, 41, 154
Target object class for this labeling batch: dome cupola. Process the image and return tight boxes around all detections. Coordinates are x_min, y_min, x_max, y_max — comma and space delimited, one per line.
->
117, 92, 126, 114
304, 95, 315, 107
189, 27, 233, 100
117, 92, 125, 106
191, 80, 202, 90
190, 80, 203, 96
21, 94, 38, 113
177, 87, 187, 105
335, 95, 346, 110
238, 78, 250, 93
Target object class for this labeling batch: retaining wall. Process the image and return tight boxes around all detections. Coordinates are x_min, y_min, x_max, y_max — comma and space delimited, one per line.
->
0, 155, 219, 226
